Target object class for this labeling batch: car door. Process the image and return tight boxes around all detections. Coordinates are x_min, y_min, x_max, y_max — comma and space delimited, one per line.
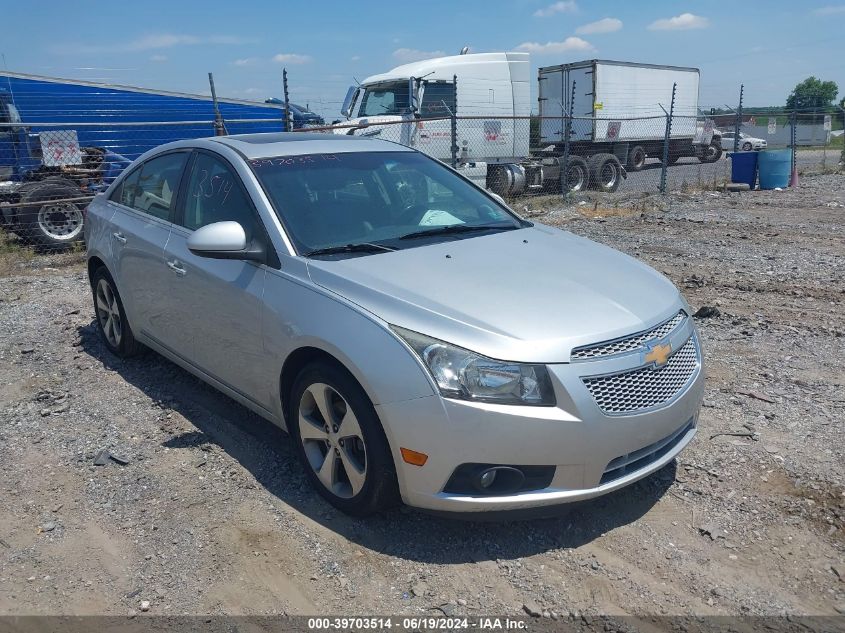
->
163, 150, 274, 409
108, 151, 189, 342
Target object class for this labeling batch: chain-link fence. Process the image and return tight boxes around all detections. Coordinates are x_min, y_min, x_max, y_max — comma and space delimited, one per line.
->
2, 89, 843, 254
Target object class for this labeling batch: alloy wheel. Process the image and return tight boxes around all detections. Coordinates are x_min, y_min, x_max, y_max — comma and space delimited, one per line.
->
95, 278, 123, 348
298, 382, 368, 499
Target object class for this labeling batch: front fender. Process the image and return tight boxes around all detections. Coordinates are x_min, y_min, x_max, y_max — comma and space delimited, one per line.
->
261, 265, 436, 424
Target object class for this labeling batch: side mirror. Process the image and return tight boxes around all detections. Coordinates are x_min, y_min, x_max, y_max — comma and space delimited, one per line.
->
408, 77, 420, 114
187, 221, 265, 262
341, 86, 358, 118
489, 192, 508, 207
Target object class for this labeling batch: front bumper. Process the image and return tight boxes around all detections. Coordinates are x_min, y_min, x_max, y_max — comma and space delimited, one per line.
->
376, 319, 704, 513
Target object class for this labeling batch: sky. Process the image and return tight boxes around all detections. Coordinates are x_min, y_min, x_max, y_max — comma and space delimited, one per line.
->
2, 0, 844, 120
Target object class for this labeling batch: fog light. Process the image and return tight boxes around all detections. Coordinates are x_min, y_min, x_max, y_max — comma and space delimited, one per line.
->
478, 469, 497, 489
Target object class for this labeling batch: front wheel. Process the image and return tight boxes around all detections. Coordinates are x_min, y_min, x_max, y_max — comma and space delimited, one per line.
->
742, 142, 753, 152
289, 361, 399, 516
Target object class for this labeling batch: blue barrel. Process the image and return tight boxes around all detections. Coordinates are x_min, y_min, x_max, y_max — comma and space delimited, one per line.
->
758, 149, 792, 189
729, 151, 758, 188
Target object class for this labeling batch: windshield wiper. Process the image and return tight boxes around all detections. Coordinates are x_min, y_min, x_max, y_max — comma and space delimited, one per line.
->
398, 223, 519, 241
304, 242, 397, 257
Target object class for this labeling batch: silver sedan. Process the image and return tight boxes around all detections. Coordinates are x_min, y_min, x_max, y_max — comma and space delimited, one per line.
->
85, 133, 703, 516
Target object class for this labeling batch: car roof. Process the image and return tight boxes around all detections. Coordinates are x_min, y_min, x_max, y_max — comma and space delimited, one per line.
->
207, 132, 413, 159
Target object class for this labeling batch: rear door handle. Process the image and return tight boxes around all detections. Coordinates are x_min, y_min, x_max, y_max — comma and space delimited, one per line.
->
112, 232, 127, 244
166, 260, 187, 276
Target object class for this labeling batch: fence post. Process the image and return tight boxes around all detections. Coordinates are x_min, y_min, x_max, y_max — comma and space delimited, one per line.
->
450, 74, 459, 168
840, 106, 845, 168
790, 109, 797, 185
659, 82, 677, 194
560, 80, 575, 194
282, 68, 293, 133
208, 72, 227, 136
733, 84, 744, 153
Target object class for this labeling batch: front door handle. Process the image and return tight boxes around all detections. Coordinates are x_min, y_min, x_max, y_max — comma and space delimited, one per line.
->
112, 232, 127, 244
166, 260, 187, 276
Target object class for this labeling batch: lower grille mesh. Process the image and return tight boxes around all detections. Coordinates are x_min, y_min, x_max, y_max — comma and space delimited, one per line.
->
601, 419, 694, 484
583, 336, 699, 415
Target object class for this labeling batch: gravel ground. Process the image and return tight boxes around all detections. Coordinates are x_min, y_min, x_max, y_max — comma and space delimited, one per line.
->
0, 174, 843, 620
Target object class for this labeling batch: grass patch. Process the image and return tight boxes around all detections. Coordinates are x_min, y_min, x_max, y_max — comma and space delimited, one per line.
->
0, 228, 86, 278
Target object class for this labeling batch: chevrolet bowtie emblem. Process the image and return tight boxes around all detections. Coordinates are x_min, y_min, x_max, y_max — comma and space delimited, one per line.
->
644, 342, 672, 368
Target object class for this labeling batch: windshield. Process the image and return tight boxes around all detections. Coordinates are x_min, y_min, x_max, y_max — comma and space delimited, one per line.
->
250, 151, 524, 256
356, 82, 411, 117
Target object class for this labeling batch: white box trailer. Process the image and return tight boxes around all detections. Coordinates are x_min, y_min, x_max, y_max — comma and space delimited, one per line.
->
538, 60, 720, 171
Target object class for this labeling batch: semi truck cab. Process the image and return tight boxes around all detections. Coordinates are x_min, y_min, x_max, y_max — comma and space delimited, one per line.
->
339, 52, 531, 176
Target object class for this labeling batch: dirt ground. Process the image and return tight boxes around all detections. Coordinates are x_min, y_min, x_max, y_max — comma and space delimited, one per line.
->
0, 174, 842, 620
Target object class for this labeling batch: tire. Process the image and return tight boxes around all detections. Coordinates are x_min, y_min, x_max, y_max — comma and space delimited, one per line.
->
742, 142, 753, 152
91, 267, 142, 358
588, 153, 623, 193
700, 141, 722, 163
18, 180, 86, 250
563, 156, 588, 192
627, 145, 647, 172
289, 361, 400, 516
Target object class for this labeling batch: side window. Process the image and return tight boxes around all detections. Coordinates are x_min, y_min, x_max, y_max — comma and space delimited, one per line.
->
110, 167, 139, 207
133, 153, 188, 220
420, 82, 456, 119
112, 153, 187, 220
181, 153, 259, 240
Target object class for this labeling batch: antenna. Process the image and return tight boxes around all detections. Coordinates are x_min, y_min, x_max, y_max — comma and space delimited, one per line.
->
459, 47, 469, 55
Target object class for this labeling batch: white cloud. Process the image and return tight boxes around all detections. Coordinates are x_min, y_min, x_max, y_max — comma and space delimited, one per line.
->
576, 17, 622, 34
52, 33, 253, 55
392, 48, 447, 63
515, 37, 594, 54
533, 1, 577, 17
233, 57, 259, 66
648, 13, 710, 31
124, 33, 251, 51
272, 53, 312, 64
149, 54, 167, 62
813, 5, 845, 14
350, 55, 361, 62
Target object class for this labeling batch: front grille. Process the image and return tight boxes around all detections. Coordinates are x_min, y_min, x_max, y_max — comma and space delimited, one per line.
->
570, 311, 686, 361
600, 419, 694, 485
582, 335, 699, 415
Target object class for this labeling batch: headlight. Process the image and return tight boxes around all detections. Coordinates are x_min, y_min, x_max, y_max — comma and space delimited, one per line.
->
392, 326, 555, 406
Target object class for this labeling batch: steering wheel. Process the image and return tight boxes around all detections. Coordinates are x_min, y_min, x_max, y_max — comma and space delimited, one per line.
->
394, 202, 429, 226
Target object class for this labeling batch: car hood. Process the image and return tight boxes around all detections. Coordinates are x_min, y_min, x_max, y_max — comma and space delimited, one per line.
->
306, 225, 685, 363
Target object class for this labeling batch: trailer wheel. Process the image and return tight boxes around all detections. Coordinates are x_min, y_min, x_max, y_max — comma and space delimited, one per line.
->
700, 141, 722, 163
627, 145, 647, 172
588, 153, 623, 193
18, 180, 86, 250
563, 156, 588, 193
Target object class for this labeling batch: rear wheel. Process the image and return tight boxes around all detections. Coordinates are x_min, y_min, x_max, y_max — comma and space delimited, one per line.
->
91, 267, 141, 358
588, 153, 623, 193
18, 180, 86, 250
627, 145, 647, 172
700, 141, 722, 163
289, 361, 400, 516
563, 156, 588, 192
